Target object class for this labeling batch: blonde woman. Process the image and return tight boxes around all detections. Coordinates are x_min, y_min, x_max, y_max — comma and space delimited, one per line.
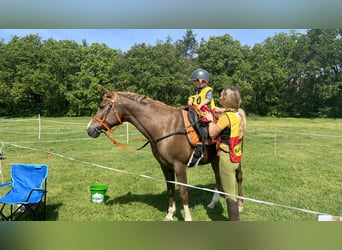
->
205, 87, 246, 221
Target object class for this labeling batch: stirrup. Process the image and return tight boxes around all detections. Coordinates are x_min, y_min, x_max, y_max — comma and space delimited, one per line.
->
187, 147, 203, 167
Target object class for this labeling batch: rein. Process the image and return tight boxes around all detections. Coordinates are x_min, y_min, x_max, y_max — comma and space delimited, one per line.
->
103, 131, 147, 151
104, 124, 193, 151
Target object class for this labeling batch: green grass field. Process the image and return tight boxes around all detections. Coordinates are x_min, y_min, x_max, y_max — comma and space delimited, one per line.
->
0, 116, 341, 221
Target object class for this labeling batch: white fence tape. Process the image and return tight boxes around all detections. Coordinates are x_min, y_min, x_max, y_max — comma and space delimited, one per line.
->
3, 141, 333, 217
276, 129, 342, 138
1, 117, 340, 219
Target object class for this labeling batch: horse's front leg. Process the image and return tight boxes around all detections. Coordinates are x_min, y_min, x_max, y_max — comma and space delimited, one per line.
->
162, 167, 176, 221
175, 167, 192, 221
208, 157, 221, 209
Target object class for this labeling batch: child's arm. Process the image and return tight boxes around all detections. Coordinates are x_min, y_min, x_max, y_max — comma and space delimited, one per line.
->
197, 89, 213, 110
197, 99, 211, 110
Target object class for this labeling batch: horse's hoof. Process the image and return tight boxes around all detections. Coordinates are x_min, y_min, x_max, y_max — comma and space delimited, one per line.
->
207, 203, 215, 209
163, 217, 173, 221
207, 200, 219, 209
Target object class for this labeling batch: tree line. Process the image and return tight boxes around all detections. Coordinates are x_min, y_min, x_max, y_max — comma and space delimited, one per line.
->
0, 29, 341, 118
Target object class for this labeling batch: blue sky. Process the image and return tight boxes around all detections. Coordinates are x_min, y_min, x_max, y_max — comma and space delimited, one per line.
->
0, 29, 307, 52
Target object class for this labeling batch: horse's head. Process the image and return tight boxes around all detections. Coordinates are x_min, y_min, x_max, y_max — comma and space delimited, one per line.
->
87, 87, 122, 138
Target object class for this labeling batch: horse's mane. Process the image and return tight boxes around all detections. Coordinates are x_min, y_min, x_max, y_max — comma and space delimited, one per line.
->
118, 92, 178, 111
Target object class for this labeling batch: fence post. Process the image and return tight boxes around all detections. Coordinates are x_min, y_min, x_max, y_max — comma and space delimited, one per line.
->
274, 129, 277, 155
0, 141, 3, 183
126, 122, 129, 144
38, 114, 41, 140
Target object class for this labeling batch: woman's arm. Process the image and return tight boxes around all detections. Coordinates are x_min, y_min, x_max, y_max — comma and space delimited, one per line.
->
205, 112, 223, 138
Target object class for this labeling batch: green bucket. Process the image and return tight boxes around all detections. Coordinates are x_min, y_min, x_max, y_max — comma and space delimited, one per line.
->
89, 184, 108, 204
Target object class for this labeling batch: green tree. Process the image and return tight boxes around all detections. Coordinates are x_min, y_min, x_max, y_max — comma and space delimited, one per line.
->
1, 35, 47, 116
41, 39, 83, 116
197, 34, 252, 111
286, 29, 342, 117
0, 29, 341, 118
179, 29, 198, 61
72, 42, 121, 116
116, 38, 193, 106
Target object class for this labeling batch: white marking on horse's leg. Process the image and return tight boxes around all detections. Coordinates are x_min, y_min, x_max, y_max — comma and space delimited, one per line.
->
207, 188, 220, 209
164, 202, 176, 221
238, 200, 244, 212
183, 205, 192, 221
86, 119, 93, 130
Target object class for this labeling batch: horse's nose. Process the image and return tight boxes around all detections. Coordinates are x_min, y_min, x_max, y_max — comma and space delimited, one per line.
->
95, 126, 103, 133
87, 126, 101, 138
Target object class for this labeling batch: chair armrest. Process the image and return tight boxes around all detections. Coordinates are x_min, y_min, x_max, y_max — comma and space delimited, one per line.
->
0, 182, 12, 188
25, 188, 48, 202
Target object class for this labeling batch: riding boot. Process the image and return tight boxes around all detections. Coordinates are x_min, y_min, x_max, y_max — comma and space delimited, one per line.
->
226, 198, 240, 221
199, 122, 209, 158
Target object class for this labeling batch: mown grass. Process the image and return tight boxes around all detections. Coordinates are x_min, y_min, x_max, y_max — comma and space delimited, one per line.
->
0, 116, 341, 221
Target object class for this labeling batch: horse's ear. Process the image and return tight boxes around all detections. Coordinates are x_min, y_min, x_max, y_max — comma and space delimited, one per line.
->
101, 86, 113, 97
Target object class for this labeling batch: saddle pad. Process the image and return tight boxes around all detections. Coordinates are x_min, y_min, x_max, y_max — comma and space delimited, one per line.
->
182, 110, 200, 145
182, 110, 214, 146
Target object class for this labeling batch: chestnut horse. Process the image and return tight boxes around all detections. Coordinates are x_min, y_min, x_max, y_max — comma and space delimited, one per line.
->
87, 87, 243, 221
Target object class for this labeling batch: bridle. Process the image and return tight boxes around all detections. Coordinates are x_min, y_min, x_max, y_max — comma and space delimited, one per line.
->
92, 92, 148, 150
93, 92, 122, 134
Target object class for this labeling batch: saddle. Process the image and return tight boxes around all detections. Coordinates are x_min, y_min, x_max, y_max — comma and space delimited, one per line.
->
182, 107, 212, 167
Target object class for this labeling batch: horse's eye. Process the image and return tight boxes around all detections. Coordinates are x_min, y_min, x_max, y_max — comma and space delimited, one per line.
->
99, 105, 105, 109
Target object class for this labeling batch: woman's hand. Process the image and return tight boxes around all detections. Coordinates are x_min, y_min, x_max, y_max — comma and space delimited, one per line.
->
205, 112, 213, 122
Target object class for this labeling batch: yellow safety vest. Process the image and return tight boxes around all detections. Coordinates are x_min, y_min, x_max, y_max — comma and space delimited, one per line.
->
188, 86, 216, 110
220, 111, 243, 163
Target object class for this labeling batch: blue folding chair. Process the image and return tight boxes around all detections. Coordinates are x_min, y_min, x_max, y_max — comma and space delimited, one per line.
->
0, 163, 48, 221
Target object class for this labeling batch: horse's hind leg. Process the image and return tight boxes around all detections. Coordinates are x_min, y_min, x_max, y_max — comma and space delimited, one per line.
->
236, 162, 244, 212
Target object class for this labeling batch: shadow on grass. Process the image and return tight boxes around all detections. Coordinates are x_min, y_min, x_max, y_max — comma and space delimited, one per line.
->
0, 203, 62, 221
45, 203, 63, 221
105, 184, 227, 221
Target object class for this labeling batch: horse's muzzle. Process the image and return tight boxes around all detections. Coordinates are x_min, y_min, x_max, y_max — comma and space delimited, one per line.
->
95, 126, 103, 134
87, 126, 102, 138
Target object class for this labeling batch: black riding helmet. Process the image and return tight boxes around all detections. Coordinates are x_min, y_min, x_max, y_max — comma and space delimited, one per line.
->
189, 68, 210, 82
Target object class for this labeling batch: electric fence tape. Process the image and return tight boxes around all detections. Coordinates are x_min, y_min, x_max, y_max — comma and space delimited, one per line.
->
4, 141, 333, 217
